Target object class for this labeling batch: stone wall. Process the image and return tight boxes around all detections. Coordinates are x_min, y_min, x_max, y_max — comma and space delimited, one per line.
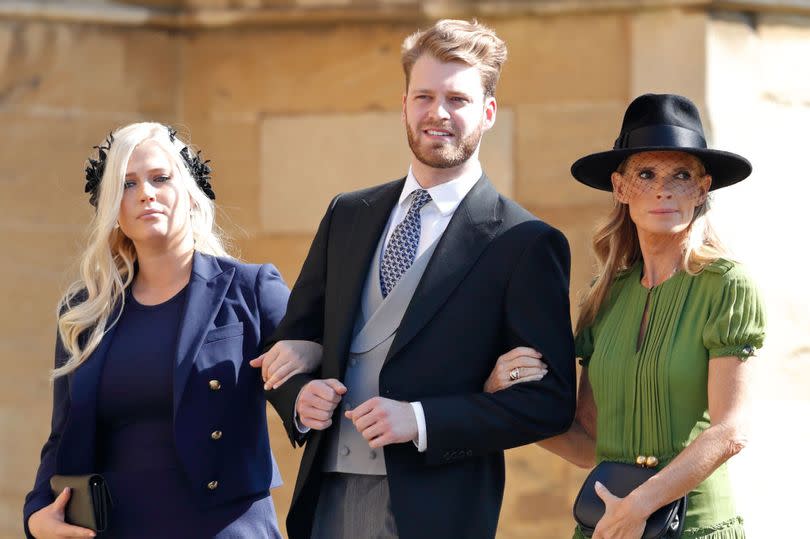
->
1, 1, 808, 537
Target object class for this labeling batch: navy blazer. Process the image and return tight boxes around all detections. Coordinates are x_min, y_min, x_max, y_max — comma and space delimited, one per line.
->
23, 252, 290, 537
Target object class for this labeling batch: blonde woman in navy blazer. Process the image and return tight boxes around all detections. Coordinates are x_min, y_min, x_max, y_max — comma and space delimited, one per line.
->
24, 123, 318, 538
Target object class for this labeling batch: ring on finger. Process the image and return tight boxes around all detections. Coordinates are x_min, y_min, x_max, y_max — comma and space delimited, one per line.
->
509, 367, 520, 381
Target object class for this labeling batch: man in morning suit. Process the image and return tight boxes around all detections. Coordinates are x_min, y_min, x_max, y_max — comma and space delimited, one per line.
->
260, 19, 576, 539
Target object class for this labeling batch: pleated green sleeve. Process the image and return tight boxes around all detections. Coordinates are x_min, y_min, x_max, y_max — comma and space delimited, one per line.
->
702, 264, 766, 361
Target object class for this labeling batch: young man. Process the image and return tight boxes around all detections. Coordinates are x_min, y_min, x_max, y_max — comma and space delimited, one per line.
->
261, 19, 576, 539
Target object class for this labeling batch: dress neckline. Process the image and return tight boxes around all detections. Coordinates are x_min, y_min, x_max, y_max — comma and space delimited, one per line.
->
126, 284, 189, 311
633, 261, 684, 292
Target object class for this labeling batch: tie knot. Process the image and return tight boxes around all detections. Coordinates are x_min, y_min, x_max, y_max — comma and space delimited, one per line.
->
408, 189, 432, 213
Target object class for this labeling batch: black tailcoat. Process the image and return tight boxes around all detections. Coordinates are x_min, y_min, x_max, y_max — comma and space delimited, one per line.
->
267, 176, 576, 539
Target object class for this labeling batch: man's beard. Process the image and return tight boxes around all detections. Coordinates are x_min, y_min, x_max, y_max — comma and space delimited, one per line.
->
405, 117, 483, 169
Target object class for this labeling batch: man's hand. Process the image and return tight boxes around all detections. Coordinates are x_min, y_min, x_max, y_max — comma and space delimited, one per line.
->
345, 397, 418, 448
295, 379, 347, 430
249, 340, 323, 390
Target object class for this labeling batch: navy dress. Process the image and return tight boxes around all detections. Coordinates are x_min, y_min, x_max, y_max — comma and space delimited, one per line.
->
95, 287, 281, 538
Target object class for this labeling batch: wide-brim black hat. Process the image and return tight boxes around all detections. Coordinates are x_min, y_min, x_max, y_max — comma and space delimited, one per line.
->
571, 94, 752, 191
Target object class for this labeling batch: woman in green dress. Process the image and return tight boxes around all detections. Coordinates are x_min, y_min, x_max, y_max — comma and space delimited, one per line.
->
484, 94, 765, 538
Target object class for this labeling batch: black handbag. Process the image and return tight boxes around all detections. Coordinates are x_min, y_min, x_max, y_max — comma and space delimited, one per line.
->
50, 474, 113, 532
573, 461, 687, 538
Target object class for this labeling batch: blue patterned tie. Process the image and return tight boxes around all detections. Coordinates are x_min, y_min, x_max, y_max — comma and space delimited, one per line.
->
380, 189, 432, 298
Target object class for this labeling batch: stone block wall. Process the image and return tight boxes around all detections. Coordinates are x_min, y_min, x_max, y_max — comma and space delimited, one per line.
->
1, 1, 808, 537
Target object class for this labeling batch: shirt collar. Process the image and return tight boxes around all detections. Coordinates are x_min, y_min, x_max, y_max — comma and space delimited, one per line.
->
398, 162, 483, 217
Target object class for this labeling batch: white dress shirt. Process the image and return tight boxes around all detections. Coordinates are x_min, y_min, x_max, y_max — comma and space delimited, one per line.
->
383, 164, 482, 261
297, 163, 483, 453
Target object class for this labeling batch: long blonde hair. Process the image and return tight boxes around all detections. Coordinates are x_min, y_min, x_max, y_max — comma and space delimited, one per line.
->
575, 159, 728, 333
53, 122, 230, 378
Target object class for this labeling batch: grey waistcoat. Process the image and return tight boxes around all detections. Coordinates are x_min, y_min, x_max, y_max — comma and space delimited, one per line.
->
321, 228, 438, 475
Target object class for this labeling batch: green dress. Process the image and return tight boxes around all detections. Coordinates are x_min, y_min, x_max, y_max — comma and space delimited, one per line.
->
573, 259, 765, 539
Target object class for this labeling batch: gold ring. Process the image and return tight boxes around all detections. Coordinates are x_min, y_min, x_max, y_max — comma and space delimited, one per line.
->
509, 367, 520, 381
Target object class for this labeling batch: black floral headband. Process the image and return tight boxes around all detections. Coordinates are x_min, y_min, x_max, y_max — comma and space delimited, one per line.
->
84, 133, 113, 208
168, 127, 216, 200
83, 125, 216, 208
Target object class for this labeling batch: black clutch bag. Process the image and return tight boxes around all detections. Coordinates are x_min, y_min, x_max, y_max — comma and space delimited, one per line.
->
573, 461, 687, 539
50, 474, 113, 532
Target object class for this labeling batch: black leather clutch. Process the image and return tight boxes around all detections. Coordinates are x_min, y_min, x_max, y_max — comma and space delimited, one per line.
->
573, 461, 687, 539
50, 474, 113, 532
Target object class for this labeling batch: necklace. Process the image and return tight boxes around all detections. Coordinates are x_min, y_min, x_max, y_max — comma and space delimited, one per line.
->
640, 264, 680, 289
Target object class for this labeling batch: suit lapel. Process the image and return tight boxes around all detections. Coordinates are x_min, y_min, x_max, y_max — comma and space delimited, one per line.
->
386, 175, 503, 361
326, 180, 403, 378
173, 252, 234, 417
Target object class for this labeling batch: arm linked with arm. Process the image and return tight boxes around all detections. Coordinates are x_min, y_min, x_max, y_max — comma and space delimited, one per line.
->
420, 226, 577, 465
536, 367, 597, 468
263, 195, 341, 446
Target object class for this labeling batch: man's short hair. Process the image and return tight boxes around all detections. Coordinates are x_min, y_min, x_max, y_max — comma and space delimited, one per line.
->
401, 19, 507, 98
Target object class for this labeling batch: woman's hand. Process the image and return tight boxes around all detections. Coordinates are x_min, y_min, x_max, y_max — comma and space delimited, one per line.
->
250, 340, 323, 390
484, 347, 548, 393
28, 487, 96, 538
591, 482, 647, 539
